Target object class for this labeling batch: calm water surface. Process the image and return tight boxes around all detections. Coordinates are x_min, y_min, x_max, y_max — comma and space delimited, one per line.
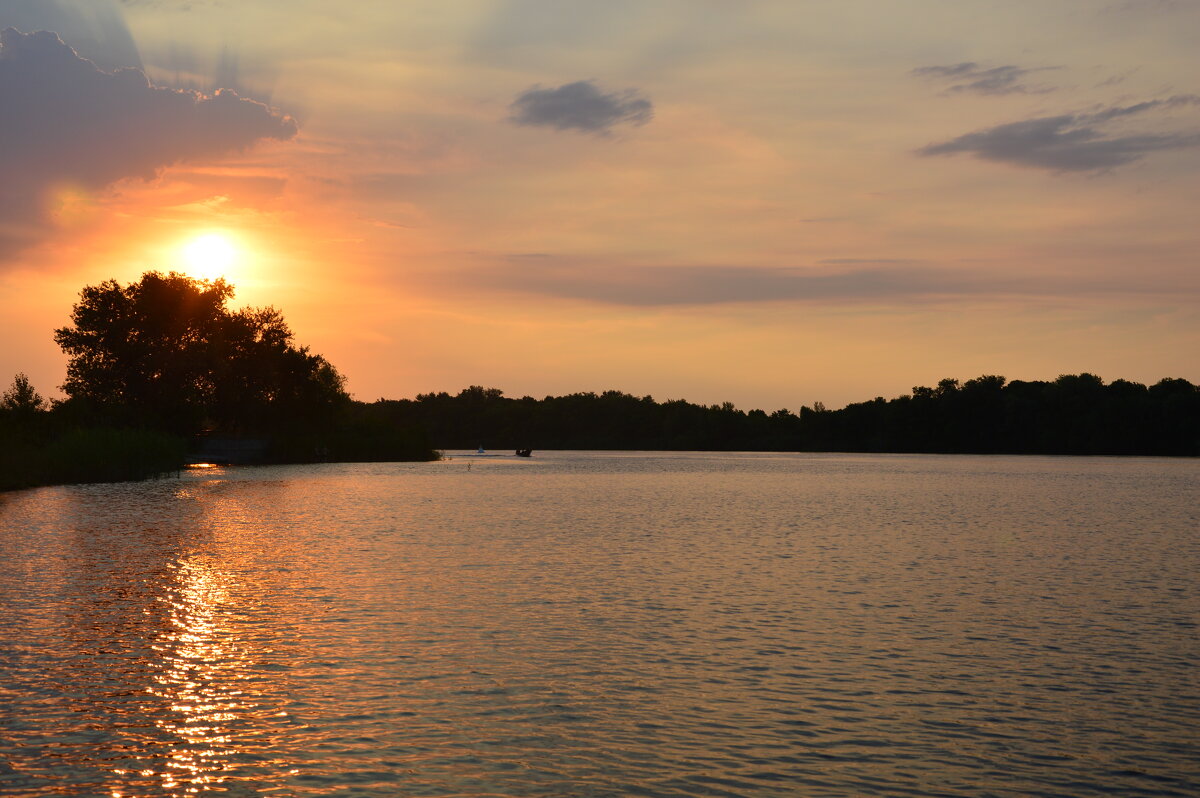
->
0, 452, 1196, 797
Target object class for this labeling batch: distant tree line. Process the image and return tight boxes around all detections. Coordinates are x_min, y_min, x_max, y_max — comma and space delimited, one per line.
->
368, 375, 1199, 456
803, 374, 1198, 455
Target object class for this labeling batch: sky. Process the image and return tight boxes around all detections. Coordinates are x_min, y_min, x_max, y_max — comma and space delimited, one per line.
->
1, 0, 1197, 411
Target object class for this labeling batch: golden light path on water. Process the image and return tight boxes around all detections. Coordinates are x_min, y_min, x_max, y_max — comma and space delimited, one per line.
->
108, 558, 288, 796
96, 472, 303, 797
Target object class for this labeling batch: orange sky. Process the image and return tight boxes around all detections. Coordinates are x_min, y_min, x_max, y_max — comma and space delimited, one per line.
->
1, 1, 1197, 410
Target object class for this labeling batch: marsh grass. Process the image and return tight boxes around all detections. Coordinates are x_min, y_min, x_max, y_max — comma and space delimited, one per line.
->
0, 427, 186, 492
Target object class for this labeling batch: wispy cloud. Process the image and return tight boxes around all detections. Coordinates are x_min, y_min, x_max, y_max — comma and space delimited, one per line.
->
509, 80, 653, 134
912, 62, 1055, 95
819, 258, 921, 266
917, 97, 1200, 172
449, 259, 983, 307
430, 254, 1199, 308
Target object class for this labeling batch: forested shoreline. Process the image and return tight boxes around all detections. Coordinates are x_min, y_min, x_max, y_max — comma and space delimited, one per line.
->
371, 375, 1199, 456
5, 370, 1197, 492
3, 270, 1196, 493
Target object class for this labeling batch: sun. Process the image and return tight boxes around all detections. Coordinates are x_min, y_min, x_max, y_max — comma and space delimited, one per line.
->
181, 232, 239, 281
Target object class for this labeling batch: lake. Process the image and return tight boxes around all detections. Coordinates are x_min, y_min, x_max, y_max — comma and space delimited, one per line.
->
0, 451, 1197, 797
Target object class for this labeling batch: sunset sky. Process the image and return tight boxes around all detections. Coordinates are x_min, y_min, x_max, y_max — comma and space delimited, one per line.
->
2, 0, 1197, 411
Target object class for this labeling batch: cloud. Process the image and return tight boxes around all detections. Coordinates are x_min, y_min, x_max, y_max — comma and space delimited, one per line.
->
917, 97, 1200, 172
912, 62, 1055, 95
509, 80, 653, 134
0, 0, 140, 71
448, 258, 990, 307
819, 258, 921, 266
431, 253, 1198, 308
0, 27, 296, 258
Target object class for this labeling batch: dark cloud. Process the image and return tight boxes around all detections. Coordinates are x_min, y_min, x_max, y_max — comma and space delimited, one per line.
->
0, 27, 297, 257
0, 0, 141, 71
509, 80, 653, 134
917, 97, 1200, 172
912, 62, 1054, 95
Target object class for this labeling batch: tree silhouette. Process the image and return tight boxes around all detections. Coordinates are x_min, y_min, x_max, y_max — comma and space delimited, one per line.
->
1, 373, 45, 416
54, 271, 348, 434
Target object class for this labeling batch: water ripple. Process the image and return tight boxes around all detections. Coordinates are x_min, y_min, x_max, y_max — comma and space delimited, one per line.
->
0, 453, 1197, 796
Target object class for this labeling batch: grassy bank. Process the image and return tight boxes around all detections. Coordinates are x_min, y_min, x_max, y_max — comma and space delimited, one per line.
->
1, 421, 438, 493
0, 427, 188, 492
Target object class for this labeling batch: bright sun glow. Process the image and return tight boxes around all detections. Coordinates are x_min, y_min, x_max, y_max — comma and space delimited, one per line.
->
182, 232, 239, 281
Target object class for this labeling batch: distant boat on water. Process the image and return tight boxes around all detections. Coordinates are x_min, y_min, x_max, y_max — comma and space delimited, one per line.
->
459, 446, 502, 458
456, 446, 532, 458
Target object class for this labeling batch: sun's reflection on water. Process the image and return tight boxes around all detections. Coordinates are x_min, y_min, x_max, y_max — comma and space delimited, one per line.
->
124, 555, 297, 795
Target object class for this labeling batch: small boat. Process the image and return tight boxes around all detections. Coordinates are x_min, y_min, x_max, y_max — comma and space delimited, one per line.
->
460, 446, 503, 457
457, 446, 530, 458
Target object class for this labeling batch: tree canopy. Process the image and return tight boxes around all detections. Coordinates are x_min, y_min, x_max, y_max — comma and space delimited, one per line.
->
54, 271, 348, 434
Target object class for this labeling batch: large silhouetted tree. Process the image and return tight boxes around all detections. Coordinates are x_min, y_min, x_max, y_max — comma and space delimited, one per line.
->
54, 271, 348, 434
